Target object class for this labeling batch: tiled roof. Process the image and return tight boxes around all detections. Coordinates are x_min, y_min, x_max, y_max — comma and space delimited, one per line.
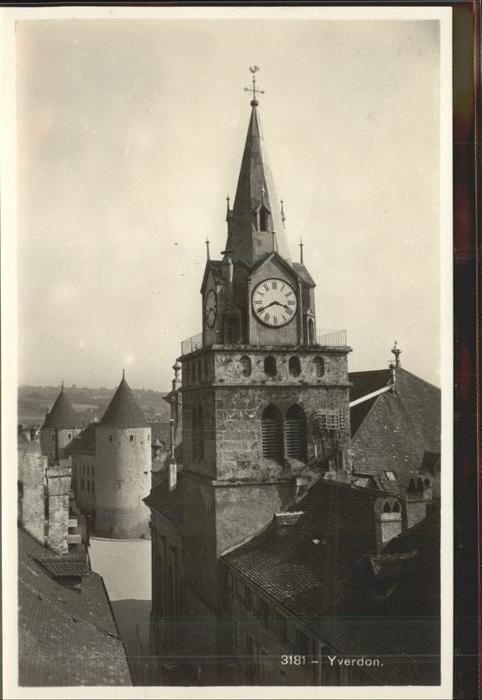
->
349, 368, 391, 402
34, 556, 90, 578
224, 478, 382, 619
144, 475, 183, 524
66, 422, 96, 455
99, 378, 148, 429
18, 528, 131, 686
292, 262, 315, 287
41, 389, 79, 430
349, 368, 441, 479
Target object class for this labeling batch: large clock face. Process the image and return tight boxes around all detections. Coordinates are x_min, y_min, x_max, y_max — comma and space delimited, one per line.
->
252, 278, 297, 328
205, 289, 217, 328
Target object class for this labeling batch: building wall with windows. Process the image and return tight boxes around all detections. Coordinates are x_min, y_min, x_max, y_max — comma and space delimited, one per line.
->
225, 568, 353, 686
72, 452, 96, 514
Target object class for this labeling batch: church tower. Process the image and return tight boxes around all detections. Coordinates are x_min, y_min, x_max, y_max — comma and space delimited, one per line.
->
40, 383, 81, 465
95, 373, 151, 538
179, 69, 352, 666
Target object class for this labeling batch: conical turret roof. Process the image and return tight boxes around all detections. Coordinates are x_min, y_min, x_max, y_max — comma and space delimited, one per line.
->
41, 387, 79, 430
225, 104, 291, 265
99, 377, 148, 429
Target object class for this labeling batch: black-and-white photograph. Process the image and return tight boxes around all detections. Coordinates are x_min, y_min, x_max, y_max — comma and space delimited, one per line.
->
3, 5, 452, 697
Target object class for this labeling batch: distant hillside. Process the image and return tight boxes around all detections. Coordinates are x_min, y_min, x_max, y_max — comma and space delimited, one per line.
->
18, 385, 170, 427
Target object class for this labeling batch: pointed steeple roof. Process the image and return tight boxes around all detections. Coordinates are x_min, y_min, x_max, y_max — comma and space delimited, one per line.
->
225, 104, 291, 266
99, 375, 148, 429
41, 385, 79, 430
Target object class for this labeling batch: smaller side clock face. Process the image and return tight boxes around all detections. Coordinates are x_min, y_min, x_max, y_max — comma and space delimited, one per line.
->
205, 289, 217, 328
252, 278, 298, 328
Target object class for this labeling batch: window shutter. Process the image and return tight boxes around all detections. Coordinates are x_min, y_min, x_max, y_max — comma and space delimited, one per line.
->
262, 405, 283, 462
286, 404, 307, 460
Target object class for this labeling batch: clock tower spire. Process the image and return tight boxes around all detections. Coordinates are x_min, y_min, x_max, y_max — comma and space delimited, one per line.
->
225, 67, 291, 265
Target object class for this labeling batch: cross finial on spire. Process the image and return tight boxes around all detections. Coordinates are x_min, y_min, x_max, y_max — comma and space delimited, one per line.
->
299, 239, 304, 264
122, 368, 126, 381
205, 238, 211, 261
244, 65, 264, 107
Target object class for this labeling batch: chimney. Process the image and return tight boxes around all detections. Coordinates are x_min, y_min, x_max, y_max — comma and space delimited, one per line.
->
375, 496, 403, 553
46, 460, 73, 555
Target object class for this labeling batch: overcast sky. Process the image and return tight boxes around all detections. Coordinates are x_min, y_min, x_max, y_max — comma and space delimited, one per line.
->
16, 17, 442, 390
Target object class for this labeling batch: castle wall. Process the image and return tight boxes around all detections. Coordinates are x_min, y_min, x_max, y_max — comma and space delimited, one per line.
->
18, 446, 47, 544
95, 426, 151, 538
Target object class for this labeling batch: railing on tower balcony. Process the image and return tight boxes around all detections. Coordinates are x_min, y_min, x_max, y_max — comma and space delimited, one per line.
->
180, 328, 347, 355
181, 332, 203, 356
316, 328, 347, 346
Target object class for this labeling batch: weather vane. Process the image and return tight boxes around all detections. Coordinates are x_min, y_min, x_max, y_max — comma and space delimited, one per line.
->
244, 65, 264, 106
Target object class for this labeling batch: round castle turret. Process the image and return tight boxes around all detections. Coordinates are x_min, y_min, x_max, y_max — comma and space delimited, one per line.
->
95, 374, 151, 539
40, 384, 80, 465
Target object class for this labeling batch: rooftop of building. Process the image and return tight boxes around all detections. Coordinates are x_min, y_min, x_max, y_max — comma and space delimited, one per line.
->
348, 367, 440, 480
98, 376, 148, 429
41, 386, 80, 430
18, 527, 131, 686
65, 421, 97, 455
144, 473, 183, 525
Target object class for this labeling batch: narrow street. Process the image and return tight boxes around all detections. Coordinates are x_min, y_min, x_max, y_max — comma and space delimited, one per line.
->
88, 536, 153, 685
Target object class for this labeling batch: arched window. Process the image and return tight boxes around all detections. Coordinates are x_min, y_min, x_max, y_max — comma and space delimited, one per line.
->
259, 205, 269, 232
288, 356, 301, 377
383, 501, 392, 513
262, 405, 283, 462
264, 355, 277, 377
308, 318, 315, 344
240, 355, 252, 377
424, 478, 430, 487
393, 501, 401, 513
314, 356, 325, 377
285, 404, 307, 461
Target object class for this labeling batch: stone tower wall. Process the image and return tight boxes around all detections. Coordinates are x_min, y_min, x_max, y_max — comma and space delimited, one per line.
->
40, 427, 80, 465
95, 426, 151, 538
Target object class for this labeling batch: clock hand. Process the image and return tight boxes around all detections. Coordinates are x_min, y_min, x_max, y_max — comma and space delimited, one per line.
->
258, 301, 278, 313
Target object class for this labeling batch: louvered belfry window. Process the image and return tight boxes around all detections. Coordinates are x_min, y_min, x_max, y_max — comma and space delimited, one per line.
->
262, 405, 283, 462
285, 404, 307, 461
